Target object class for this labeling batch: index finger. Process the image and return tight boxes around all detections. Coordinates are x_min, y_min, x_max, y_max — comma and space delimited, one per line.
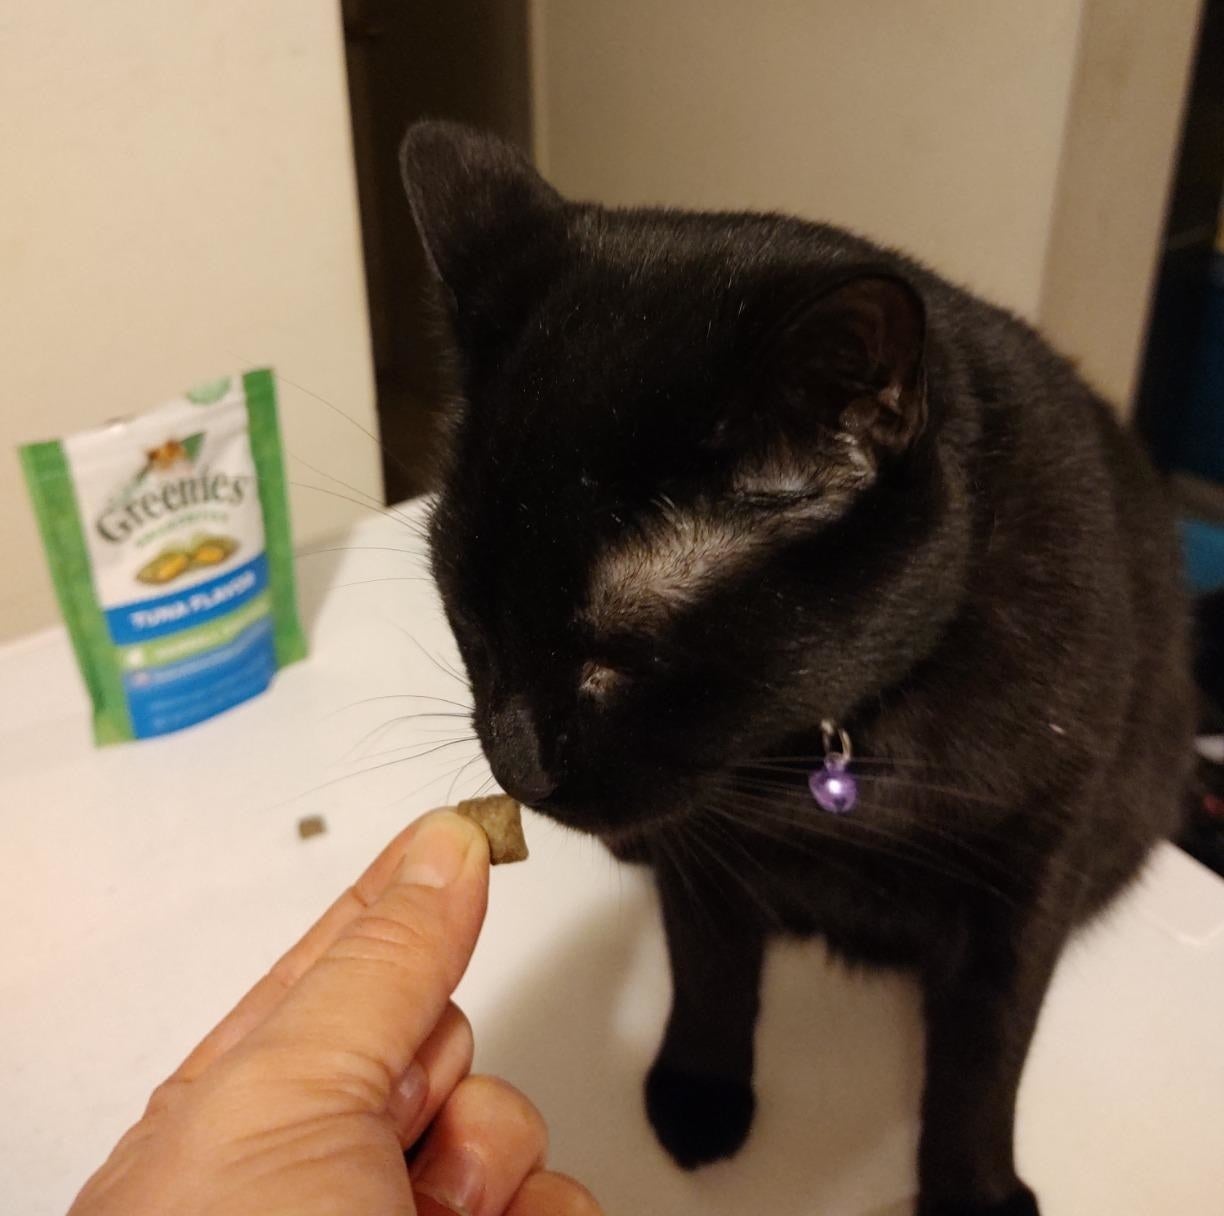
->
168, 810, 454, 1088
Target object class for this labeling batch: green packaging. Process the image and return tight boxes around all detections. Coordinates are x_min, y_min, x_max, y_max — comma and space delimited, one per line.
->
19, 369, 306, 743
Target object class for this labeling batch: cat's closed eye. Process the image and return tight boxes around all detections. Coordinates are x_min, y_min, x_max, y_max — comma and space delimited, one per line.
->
579, 660, 628, 699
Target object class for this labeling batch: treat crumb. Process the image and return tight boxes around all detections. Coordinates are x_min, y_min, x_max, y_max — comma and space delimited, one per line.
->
297, 815, 327, 841
456, 795, 528, 864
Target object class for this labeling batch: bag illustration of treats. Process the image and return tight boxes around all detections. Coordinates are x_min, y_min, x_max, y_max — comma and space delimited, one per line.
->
19, 369, 307, 743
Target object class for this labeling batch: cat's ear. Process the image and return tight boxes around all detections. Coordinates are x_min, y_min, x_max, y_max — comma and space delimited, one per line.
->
399, 120, 565, 335
759, 272, 928, 460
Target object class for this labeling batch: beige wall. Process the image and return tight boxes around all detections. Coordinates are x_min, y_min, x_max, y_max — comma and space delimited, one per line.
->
532, 0, 1086, 319
1, 1, 383, 642
530, 0, 1201, 411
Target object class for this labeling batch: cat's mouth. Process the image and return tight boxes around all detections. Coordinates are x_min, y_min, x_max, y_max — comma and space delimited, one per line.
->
540, 802, 689, 850
502, 763, 709, 843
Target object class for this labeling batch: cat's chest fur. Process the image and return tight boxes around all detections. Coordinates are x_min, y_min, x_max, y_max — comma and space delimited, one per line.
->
697, 779, 987, 968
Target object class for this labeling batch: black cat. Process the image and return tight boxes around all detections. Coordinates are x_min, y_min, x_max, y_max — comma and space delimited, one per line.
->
399, 120, 1193, 1216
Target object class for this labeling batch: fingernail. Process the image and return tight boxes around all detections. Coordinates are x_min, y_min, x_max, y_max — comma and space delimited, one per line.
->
386, 1059, 428, 1129
399, 811, 479, 889
414, 1144, 485, 1215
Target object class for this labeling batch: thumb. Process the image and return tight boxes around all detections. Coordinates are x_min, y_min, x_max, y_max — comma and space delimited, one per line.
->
244, 810, 490, 1106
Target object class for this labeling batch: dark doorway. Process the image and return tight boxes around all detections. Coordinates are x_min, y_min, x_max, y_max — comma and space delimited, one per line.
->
1134, 0, 1224, 483
1133, 0, 1224, 878
342, 0, 532, 503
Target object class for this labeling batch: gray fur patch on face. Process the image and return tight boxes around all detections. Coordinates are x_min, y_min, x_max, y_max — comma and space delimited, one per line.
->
586, 451, 873, 630
587, 506, 754, 630
731, 437, 875, 499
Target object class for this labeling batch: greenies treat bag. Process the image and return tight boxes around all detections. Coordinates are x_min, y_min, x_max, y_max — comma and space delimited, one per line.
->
19, 369, 306, 744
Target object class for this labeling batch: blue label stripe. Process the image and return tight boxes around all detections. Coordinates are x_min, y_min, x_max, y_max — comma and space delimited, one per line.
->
106, 553, 268, 645
122, 616, 275, 738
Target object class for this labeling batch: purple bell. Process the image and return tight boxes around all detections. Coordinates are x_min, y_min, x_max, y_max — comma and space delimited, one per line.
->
809, 719, 857, 813
809, 758, 858, 813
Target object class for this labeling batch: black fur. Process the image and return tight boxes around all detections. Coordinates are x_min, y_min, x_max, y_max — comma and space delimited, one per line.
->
400, 121, 1194, 1214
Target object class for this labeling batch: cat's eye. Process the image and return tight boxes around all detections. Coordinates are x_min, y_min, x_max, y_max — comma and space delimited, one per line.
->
579, 660, 626, 699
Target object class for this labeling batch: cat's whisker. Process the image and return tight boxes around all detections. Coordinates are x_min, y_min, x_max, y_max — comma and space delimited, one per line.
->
664, 823, 731, 936
744, 755, 950, 770
355, 730, 479, 764
325, 692, 473, 717
651, 826, 702, 920
433, 651, 470, 688
722, 777, 998, 842
697, 799, 901, 908
288, 449, 419, 533
330, 575, 435, 591
260, 736, 481, 813
707, 793, 1089, 930
370, 747, 491, 817
687, 813, 786, 926
708, 785, 1025, 907
730, 766, 1087, 833
730, 770, 1010, 811
340, 710, 473, 761
749, 812, 1019, 909
297, 544, 431, 563
384, 621, 472, 691
447, 751, 491, 803
334, 735, 480, 778
287, 479, 429, 538
269, 368, 418, 480
687, 830, 776, 925
736, 790, 1081, 885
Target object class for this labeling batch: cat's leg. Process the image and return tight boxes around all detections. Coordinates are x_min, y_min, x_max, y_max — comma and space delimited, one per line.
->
916, 918, 1062, 1216
645, 859, 765, 1169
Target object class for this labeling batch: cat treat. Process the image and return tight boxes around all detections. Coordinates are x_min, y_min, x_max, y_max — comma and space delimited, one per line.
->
455, 795, 529, 864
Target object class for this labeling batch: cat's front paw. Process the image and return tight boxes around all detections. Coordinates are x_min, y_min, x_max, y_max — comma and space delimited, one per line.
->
918, 1182, 1039, 1216
645, 1060, 755, 1169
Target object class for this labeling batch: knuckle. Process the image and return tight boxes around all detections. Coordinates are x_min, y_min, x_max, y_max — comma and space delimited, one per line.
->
143, 1076, 186, 1116
461, 1073, 549, 1149
229, 1033, 394, 1114
267, 954, 303, 992
333, 909, 442, 971
421, 1000, 475, 1080
515, 1171, 604, 1216
552, 1177, 604, 1216
439, 1000, 473, 1050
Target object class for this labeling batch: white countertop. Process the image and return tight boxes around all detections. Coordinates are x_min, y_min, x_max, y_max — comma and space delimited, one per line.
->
3, 501, 1223, 1216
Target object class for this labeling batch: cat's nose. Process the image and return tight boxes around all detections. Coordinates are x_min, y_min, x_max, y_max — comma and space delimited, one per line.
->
498, 767, 558, 806
488, 695, 559, 806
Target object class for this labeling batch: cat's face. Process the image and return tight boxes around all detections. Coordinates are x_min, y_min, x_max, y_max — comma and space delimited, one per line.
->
403, 122, 944, 844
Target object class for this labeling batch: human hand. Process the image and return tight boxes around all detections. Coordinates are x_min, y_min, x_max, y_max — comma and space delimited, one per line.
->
69, 810, 602, 1216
